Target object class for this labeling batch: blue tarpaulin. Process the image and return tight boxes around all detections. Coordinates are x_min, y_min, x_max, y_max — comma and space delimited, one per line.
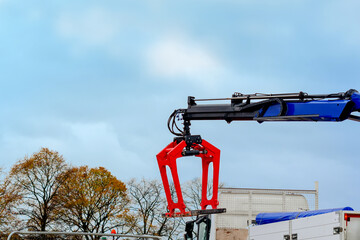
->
256, 207, 354, 225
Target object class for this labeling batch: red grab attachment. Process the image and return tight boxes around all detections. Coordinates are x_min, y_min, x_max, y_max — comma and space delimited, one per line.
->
156, 139, 220, 217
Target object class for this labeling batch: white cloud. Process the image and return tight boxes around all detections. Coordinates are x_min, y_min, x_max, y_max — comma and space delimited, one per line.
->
146, 35, 228, 87
62, 122, 146, 177
55, 7, 123, 55
0, 133, 65, 171
0, 121, 147, 179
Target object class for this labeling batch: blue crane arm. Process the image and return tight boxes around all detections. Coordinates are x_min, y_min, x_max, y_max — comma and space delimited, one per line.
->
168, 89, 360, 136
260, 91, 360, 121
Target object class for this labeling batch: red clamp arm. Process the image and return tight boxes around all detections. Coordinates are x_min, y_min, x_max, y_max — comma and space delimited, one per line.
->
156, 139, 220, 217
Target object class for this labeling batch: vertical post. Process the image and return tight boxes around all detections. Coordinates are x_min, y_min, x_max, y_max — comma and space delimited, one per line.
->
315, 181, 319, 210
282, 192, 286, 212
248, 190, 253, 224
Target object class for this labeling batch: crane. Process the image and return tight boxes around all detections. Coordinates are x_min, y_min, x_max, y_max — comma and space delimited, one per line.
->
156, 89, 360, 219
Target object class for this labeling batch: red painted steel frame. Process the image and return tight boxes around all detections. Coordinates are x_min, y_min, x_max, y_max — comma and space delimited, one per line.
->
156, 139, 220, 217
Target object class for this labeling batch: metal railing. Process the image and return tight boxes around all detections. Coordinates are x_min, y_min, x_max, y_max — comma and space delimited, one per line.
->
7, 231, 163, 240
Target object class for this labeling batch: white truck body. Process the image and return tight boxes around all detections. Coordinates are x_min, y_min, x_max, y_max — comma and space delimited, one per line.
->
248, 211, 360, 240
209, 187, 317, 240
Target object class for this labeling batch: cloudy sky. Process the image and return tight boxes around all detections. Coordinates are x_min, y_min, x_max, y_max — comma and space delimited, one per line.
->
0, 0, 359, 210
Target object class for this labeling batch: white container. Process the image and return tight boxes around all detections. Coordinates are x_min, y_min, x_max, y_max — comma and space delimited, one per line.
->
248, 211, 360, 240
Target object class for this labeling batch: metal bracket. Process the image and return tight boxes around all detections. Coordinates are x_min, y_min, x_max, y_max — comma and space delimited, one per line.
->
162, 208, 226, 218
333, 227, 342, 235
190, 208, 226, 216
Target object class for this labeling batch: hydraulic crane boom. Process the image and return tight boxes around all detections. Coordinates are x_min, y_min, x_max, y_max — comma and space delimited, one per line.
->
157, 89, 360, 217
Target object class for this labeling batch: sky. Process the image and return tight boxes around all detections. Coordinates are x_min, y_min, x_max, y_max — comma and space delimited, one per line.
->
0, 0, 359, 210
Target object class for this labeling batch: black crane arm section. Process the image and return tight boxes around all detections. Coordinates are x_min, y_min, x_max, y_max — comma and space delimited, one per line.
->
168, 89, 360, 140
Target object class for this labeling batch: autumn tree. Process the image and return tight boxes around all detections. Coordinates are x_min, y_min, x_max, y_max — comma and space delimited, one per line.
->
10, 148, 68, 231
127, 178, 183, 239
56, 166, 133, 238
0, 169, 21, 231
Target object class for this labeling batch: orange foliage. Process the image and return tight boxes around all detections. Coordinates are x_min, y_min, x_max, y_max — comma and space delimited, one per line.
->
0, 169, 21, 230
56, 166, 134, 234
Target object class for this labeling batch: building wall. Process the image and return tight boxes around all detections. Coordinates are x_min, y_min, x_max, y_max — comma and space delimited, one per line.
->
216, 229, 248, 240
